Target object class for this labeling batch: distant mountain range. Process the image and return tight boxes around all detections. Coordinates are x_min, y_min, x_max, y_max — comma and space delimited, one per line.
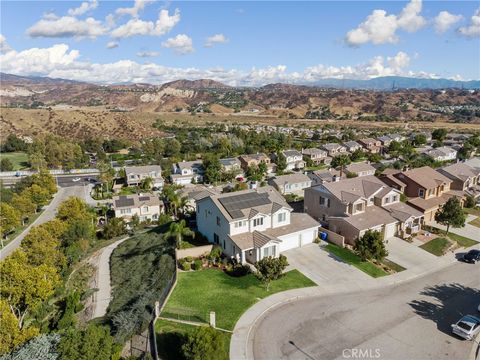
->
1, 72, 479, 90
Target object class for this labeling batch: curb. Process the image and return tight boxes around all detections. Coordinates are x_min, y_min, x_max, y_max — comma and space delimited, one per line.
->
469, 332, 480, 360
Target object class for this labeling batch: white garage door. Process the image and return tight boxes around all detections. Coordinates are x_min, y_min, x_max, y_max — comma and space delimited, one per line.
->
278, 229, 317, 252
384, 223, 396, 240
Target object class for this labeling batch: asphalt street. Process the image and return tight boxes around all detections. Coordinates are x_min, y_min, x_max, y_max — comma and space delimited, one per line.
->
252, 262, 480, 360
55, 174, 99, 188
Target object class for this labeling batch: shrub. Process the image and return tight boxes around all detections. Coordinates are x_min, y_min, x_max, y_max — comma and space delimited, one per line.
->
182, 262, 191, 271
464, 195, 475, 208
193, 259, 203, 270
158, 213, 172, 226
226, 264, 251, 277
208, 246, 222, 263
182, 326, 225, 360
185, 256, 193, 263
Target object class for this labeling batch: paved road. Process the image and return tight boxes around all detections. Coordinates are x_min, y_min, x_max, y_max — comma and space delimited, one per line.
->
251, 262, 480, 360
0, 185, 94, 261
56, 174, 99, 188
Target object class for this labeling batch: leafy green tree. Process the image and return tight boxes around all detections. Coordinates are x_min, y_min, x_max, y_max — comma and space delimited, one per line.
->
28, 152, 47, 171
464, 195, 476, 209
21, 226, 66, 269
203, 154, 222, 185
182, 326, 225, 360
23, 184, 51, 208
432, 129, 447, 142
164, 220, 195, 249
258, 162, 268, 176
97, 161, 115, 194
412, 134, 427, 146
57, 324, 118, 360
354, 230, 387, 261
350, 149, 365, 161
0, 158, 14, 171
1, 134, 27, 152
331, 154, 351, 177
11, 193, 37, 222
275, 152, 287, 174
255, 255, 289, 291
434, 197, 466, 235
0, 203, 21, 241
103, 217, 127, 239
57, 197, 92, 223
140, 176, 154, 190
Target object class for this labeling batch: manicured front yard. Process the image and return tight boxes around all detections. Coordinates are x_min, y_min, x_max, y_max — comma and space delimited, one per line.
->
155, 319, 230, 360
323, 243, 388, 278
162, 268, 316, 330
1, 151, 29, 170
468, 216, 480, 229
420, 237, 450, 256
447, 232, 478, 248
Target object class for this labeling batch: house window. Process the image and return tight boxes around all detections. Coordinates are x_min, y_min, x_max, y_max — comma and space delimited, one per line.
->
143, 206, 149, 212
278, 213, 286, 223
120, 209, 131, 214
253, 217, 264, 227
263, 246, 275, 258
355, 203, 363, 212
234, 220, 245, 228
319, 197, 330, 207
216, 216, 220, 226
392, 195, 398, 202
222, 240, 225, 249
213, 233, 219, 244
204, 209, 208, 219
419, 189, 425, 197
384, 197, 390, 204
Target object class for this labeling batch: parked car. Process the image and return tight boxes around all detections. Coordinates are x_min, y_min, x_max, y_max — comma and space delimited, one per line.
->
72, 177, 81, 182
462, 249, 480, 264
451, 315, 480, 340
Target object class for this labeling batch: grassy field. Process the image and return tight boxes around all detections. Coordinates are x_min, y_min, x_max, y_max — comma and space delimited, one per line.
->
420, 237, 451, 256
162, 269, 316, 330
155, 319, 230, 360
324, 243, 389, 278
1, 152, 29, 170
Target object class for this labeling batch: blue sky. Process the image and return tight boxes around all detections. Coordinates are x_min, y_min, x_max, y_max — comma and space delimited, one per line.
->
0, 1, 479, 85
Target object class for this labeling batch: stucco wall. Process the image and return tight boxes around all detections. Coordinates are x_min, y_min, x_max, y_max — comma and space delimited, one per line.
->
320, 228, 345, 247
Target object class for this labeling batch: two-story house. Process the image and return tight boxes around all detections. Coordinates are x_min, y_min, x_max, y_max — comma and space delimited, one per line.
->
345, 162, 376, 177
387, 133, 405, 143
377, 135, 393, 147
307, 169, 342, 186
124, 165, 164, 189
171, 160, 205, 185
238, 153, 276, 174
268, 173, 312, 196
113, 193, 164, 222
358, 138, 382, 154
343, 141, 363, 153
280, 149, 305, 170
438, 162, 480, 199
423, 147, 457, 162
322, 143, 347, 157
302, 148, 330, 165
220, 157, 242, 174
393, 166, 460, 222
304, 176, 423, 244
196, 186, 320, 264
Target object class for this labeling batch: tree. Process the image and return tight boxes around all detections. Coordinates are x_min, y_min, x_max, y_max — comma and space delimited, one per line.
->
56, 197, 91, 223
164, 220, 195, 248
103, 217, 127, 239
0, 203, 21, 242
23, 184, 51, 208
11, 193, 36, 223
350, 149, 365, 162
97, 161, 115, 194
203, 154, 222, 185
258, 162, 268, 176
464, 195, 476, 209
331, 154, 351, 177
140, 176, 154, 190
182, 326, 225, 360
434, 197, 466, 235
29, 152, 47, 171
354, 230, 388, 262
275, 152, 287, 174
412, 134, 427, 146
255, 255, 289, 291
0, 158, 14, 171
57, 324, 118, 360
432, 129, 447, 142
21, 226, 66, 269
1, 134, 27, 152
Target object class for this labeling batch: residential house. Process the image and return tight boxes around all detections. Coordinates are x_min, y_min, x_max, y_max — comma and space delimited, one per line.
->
387, 133, 406, 143
422, 146, 457, 162
196, 186, 320, 264
302, 148, 328, 165
393, 166, 461, 222
268, 173, 312, 196
220, 157, 242, 174
124, 165, 164, 189
358, 138, 382, 154
322, 143, 347, 157
307, 169, 342, 186
280, 149, 305, 170
178, 185, 221, 212
343, 141, 363, 153
379, 169, 407, 193
171, 160, 204, 185
113, 194, 164, 222
239, 153, 276, 174
345, 162, 376, 177
377, 135, 393, 147
465, 157, 480, 170
304, 175, 423, 244
438, 163, 480, 199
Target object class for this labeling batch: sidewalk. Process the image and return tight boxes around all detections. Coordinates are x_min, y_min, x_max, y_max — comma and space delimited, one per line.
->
230, 243, 480, 360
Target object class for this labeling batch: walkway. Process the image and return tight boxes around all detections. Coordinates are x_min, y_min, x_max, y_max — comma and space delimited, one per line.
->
431, 214, 480, 242
89, 236, 130, 319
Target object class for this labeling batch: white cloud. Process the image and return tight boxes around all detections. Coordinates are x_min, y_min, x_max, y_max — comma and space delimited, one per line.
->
1, 43, 437, 85
115, 0, 153, 18
137, 51, 159, 57
106, 41, 119, 49
205, 34, 229, 47
345, 0, 426, 46
397, 0, 426, 32
162, 34, 194, 54
68, 0, 98, 16
27, 16, 107, 39
458, 8, 480, 37
0, 34, 12, 54
434, 11, 463, 33
111, 8, 180, 38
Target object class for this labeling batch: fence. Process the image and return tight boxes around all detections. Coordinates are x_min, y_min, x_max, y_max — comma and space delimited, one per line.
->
321, 228, 345, 247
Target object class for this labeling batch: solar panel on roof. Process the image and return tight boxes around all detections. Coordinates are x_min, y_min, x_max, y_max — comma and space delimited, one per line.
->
219, 192, 271, 219
115, 198, 135, 207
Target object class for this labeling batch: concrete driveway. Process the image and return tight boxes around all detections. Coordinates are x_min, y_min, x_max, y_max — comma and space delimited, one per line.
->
385, 236, 441, 272
431, 215, 480, 242
283, 243, 372, 285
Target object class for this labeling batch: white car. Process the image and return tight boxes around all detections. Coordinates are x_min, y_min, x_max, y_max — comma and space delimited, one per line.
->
451, 315, 480, 340
72, 177, 81, 182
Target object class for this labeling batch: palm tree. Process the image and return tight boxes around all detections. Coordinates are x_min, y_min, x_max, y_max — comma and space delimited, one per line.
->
164, 220, 195, 249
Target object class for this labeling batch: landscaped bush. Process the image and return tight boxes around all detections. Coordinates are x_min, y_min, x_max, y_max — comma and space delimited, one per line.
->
193, 259, 203, 271
185, 256, 193, 263
208, 246, 222, 264
182, 262, 191, 271
226, 264, 251, 277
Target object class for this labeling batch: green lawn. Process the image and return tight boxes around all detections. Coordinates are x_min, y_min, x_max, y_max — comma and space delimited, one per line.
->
304, 165, 327, 171
420, 237, 450, 256
155, 319, 230, 360
1, 152, 29, 170
447, 232, 478, 248
468, 217, 480, 229
464, 207, 480, 217
162, 269, 316, 330
324, 243, 388, 278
